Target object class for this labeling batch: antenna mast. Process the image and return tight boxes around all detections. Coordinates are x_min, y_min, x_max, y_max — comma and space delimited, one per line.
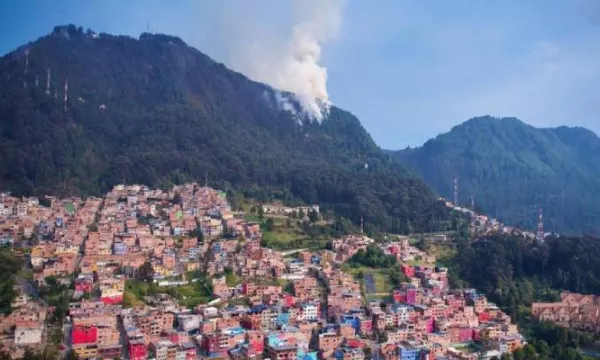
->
360, 216, 364, 234
24, 49, 29, 75
64, 78, 68, 112
23, 49, 29, 89
536, 207, 544, 241
46, 68, 51, 95
453, 175, 459, 206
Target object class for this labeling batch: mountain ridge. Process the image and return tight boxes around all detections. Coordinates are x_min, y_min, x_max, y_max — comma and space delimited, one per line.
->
0, 24, 450, 233
391, 115, 600, 234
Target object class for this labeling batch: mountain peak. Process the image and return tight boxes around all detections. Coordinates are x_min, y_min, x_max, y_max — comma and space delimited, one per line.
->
458, 115, 524, 129
139, 32, 188, 47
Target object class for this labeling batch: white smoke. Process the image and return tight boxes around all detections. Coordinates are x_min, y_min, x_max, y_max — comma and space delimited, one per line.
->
232, 0, 345, 121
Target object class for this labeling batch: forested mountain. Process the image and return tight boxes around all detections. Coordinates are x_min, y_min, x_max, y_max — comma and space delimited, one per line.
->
0, 24, 449, 232
392, 116, 600, 234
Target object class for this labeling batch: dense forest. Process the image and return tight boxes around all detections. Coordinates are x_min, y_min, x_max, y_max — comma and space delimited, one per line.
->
448, 235, 600, 317
0, 250, 21, 315
392, 116, 600, 234
0, 24, 451, 233
439, 234, 600, 359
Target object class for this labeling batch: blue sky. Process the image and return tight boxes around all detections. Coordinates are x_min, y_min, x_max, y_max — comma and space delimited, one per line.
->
1, 0, 599, 148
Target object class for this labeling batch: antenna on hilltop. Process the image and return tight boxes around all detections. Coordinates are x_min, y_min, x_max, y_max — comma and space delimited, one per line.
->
46, 68, 51, 95
470, 194, 475, 211
24, 49, 29, 75
360, 216, 364, 234
536, 207, 544, 241
64, 78, 68, 112
453, 175, 459, 206
23, 49, 29, 89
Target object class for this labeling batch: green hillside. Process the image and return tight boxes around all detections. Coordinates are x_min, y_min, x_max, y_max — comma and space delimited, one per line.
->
392, 116, 600, 234
0, 24, 450, 233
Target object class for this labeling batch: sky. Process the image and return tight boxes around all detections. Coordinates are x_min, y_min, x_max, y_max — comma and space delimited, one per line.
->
1, 0, 599, 148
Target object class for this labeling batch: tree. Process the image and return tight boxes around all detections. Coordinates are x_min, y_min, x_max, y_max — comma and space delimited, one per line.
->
137, 261, 154, 282
65, 349, 80, 360
0, 250, 22, 315
172, 192, 182, 205
50, 327, 63, 345
264, 218, 275, 232
308, 209, 319, 223
258, 206, 265, 220
362, 347, 372, 360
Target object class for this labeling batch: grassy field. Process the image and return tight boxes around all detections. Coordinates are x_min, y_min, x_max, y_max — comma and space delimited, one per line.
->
428, 243, 457, 259
344, 265, 393, 297
257, 215, 331, 250
125, 279, 212, 309
225, 271, 243, 287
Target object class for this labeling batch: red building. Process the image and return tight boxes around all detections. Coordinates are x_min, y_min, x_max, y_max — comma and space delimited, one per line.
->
242, 283, 255, 296
247, 331, 265, 354
478, 312, 490, 323
182, 343, 197, 360
128, 341, 148, 360
459, 328, 473, 342
424, 317, 435, 333
393, 290, 407, 304
74, 280, 93, 293
401, 264, 415, 277
284, 294, 296, 307
202, 333, 220, 353
101, 293, 123, 305
406, 288, 417, 305
72, 324, 97, 345
359, 318, 373, 336
346, 339, 365, 348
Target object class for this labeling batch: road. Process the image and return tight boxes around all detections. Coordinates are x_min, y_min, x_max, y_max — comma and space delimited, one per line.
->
364, 273, 376, 294
369, 340, 381, 360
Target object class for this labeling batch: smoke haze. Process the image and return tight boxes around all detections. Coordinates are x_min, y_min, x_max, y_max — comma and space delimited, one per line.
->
230, 0, 345, 120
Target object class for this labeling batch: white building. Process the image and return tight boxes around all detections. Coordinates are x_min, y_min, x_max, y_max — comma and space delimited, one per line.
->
177, 314, 202, 332
301, 304, 318, 321
14, 323, 43, 345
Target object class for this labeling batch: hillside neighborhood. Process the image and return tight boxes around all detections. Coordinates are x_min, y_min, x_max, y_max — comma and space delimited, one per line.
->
0, 183, 524, 360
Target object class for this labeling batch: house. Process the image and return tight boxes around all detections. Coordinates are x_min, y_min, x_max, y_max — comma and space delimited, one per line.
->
14, 322, 43, 345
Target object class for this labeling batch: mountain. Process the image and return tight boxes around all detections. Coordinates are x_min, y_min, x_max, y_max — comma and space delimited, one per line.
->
391, 116, 600, 234
0, 24, 450, 233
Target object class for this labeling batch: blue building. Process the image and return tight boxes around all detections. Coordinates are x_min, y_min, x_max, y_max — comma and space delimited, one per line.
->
277, 313, 290, 327
398, 345, 422, 360
341, 314, 360, 334
113, 242, 128, 256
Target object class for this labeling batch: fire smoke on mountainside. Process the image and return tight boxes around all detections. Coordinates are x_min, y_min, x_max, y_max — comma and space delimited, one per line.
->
232, 0, 345, 121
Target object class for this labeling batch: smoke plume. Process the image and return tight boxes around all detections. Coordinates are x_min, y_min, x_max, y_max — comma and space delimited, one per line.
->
232, 0, 345, 121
